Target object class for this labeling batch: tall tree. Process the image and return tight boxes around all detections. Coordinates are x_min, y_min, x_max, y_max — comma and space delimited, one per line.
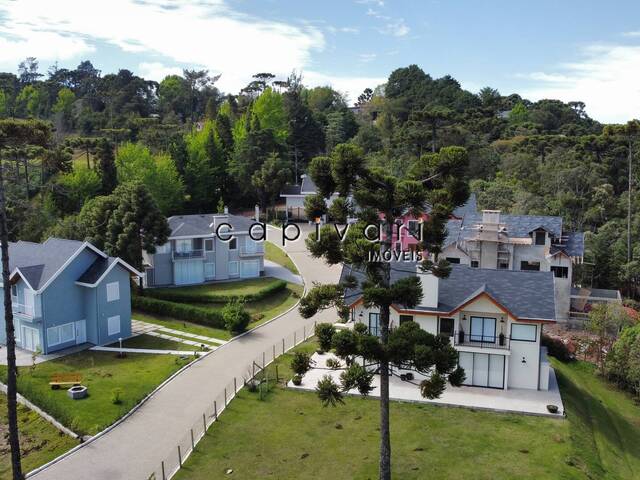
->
299, 145, 469, 480
96, 138, 117, 194
251, 152, 291, 211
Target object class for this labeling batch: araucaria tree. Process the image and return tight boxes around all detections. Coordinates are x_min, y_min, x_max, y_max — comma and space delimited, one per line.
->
299, 144, 469, 480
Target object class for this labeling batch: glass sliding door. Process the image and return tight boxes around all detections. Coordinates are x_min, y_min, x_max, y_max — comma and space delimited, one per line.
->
368, 313, 380, 337
470, 316, 497, 343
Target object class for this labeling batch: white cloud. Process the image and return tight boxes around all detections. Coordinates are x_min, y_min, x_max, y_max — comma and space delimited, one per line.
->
378, 19, 410, 37
358, 53, 377, 63
356, 0, 385, 6
623, 31, 640, 37
520, 42, 640, 123
327, 26, 360, 34
0, 0, 325, 93
303, 71, 386, 104
138, 62, 184, 81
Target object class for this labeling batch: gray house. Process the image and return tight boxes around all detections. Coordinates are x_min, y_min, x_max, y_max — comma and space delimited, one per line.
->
1, 238, 141, 354
143, 211, 265, 287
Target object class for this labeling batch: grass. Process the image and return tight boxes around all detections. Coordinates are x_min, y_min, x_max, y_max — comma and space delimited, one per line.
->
551, 358, 640, 479
133, 311, 232, 341
151, 277, 285, 301
106, 334, 198, 351
0, 351, 192, 436
0, 394, 77, 477
265, 241, 299, 274
174, 342, 579, 480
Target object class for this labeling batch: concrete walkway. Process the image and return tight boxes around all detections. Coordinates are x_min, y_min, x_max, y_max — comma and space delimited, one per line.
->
90, 346, 205, 356
0, 343, 90, 366
264, 259, 303, 285
30, 224, 341, 480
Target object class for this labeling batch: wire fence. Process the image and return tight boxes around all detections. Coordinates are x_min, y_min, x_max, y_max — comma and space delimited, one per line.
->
146, 321, 316, 480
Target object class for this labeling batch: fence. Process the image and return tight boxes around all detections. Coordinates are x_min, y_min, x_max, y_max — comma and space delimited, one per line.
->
146, 321, 316, 480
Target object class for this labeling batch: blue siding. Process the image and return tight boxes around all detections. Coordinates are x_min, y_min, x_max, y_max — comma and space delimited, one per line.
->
94, 265, 132, 345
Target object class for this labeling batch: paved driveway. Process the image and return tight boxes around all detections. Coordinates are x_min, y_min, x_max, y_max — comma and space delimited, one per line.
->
31, 225, 341, 480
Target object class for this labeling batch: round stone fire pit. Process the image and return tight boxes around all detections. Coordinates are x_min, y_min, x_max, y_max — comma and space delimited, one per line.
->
67, 385, 88, 400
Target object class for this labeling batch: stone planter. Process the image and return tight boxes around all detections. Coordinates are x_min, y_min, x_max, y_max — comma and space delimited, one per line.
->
67, 385, 88, 400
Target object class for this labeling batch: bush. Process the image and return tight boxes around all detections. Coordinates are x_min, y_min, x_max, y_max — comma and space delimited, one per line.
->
420, 373, 446, 399
290, 352, 313, 376
111, 388, 123, 405
292, 374, 302, 386
315, 374, 344, 407
326, 358, 341, 370
144, 280, 287, 304
541, 333, 573, 362
448, 366, 466, 386
222, 299, 251, 334
132, 295, 225, 328
315, 323, 336, 353
340, 363, 374, 396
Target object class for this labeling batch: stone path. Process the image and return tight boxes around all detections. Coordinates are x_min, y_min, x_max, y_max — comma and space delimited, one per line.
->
90, 346, 205, 356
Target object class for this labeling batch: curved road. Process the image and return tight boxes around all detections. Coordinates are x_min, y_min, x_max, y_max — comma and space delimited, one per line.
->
31, 225, 340, 480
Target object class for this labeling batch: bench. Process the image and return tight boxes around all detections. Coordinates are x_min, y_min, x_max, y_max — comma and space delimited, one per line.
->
49, 373, 83, 390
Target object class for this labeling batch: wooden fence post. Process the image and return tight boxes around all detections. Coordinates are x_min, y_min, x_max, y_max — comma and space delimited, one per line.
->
262, 352, 265, 369
178, 446, 182, 468
161, 461, 166, 480
224, 388, 227, 407
294, 331, 297, 345
203, 413, 206, 432
282, 338, 285, 354
234, 377, 237, 394
273, 344, 276, 360
214, 401, 217, 420
191, 429, 195, 449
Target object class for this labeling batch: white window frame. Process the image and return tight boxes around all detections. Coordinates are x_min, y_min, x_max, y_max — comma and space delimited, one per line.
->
229, 261, 239, 277
511, 323, 537, 342
106, 281, 120, 302
47, 322, 75, 347
107, 315, 121, 336
204, 262, 216, 279
11, 284, 17, 297
156, 242, 171, 254
176, 239, 191, 253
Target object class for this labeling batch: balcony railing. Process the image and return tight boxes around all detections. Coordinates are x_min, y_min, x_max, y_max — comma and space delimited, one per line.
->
239, 244, 265, 256
453, 331, 510, 350
11, 296, 35, 317
172, 249, 204, 260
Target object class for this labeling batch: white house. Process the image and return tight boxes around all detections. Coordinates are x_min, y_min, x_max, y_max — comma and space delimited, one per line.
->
280, 174, 339, 221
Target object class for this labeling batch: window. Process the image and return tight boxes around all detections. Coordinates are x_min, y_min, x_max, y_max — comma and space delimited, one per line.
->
229, 238, 237, 250
204, 263, 215, 279
551, 266, 569, 278
498, 261, 509, 269
439, 317, 454, 337
470, 316, 496, 343
11, 284, 17, 297
369, 313, 380, 336
399, 315, 413, 325
470, 260, 479, 268
534, 231, 546, 246
47, 322, 75, 346
445, 257, 460, 264
193, 238, 203, 251
520, 260, 540, 271
175, 239, 191, 253
229, 261, 239, 277
107, 315, 121, 336
407, 220, 420, 238
106, 282, 120, 302
511, 323, 537, 342
156, 243, 170, 254
205, 239, 214, 251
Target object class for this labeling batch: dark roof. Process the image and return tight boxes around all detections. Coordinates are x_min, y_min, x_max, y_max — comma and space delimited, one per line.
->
8, 238, 87, 290
76, 257, 118, 284
167, 213, 258, 238
300, 175, 317, 194
342, 263, 556, 321
281, 184, 302, 195
452, 193, 477, 218
564, 232, 584, 257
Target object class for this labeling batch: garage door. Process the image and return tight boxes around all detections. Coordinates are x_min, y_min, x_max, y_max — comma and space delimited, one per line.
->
240, 260, 260, 278
174, 260, 204, 285
458, 352, 504, 389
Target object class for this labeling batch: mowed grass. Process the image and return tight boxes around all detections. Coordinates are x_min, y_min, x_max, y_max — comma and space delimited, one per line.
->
552, 359, 640, 479
0, 351, 191, 436
174, 343, 578, 480
151, 277, 285, 301
0, 395, 77, 477
265, 241, 299, 274
106, 333, 197, 351
133, 311, 232, 341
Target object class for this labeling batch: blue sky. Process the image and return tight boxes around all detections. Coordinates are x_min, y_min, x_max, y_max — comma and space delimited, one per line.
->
0, 0, 639, 122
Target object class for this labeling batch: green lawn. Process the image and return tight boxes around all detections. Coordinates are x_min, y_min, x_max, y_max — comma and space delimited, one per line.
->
0, 395, 78, 477
133, 311, 233, 341
265, 241, 299, 274
106, 334, 199, 351
174, 343, 580, 480
0, 351, 192, 436
552, 359, 640, 479
151, 277, 286, 301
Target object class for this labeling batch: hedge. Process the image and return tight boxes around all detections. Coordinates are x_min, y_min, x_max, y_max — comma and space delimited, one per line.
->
132, 295, 225, 329
144, 279, 288, 304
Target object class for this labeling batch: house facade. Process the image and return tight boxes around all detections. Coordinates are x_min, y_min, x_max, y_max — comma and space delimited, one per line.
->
280, 174, 339, 222
143, 211, 265, 287
343, 263, 556, 391
1, 238, 141, 354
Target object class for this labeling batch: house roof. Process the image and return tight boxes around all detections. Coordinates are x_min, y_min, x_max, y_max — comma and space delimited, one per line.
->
452, 193, 477, 219
167, 213, 258, 238
281, 184, 302, 195
76, 256, 142, 287
342, 263, 556, 321
300, 175, 317, 194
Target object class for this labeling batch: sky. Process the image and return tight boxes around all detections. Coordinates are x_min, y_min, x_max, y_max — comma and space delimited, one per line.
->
0, 0, 639, 123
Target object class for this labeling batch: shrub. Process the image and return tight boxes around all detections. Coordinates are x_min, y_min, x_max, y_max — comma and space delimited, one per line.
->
326, 358, 341, 370
315, 323, 336, 353
420, 373, 446, 399
292, 374, 302, 386
340, 363, 374, 396
144, 280, 287, 304
315, 375, 344, 407
332, 329, 358, 362
111, 388, 123, 405
132, 295, 224, 328
448, 366, 466, 386
541, 333, 573, 362
290, 352, 313, 376
222, 299, 251, 334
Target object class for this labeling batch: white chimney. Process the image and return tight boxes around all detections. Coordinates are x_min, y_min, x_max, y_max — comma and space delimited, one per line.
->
418, 268, 439, 308
255, 205, 260, 221
223, 206, 229, 215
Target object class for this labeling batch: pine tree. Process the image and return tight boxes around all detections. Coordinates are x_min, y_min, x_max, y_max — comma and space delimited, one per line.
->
96, 138, 117, 194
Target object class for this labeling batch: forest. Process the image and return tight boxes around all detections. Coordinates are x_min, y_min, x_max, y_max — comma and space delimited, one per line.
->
0, 58, 638, 298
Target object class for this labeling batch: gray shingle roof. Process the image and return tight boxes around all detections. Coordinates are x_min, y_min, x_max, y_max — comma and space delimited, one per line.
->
301, 175, 317, 194
342, 263, 556, 321
452, 193, 477, 218
281, 184, 302, 195
76, 257, 118, 284
167, 214, 258, 238
8, 238, 87, 289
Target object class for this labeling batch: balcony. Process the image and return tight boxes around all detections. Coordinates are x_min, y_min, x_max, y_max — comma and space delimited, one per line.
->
11, 296, 36, 318
172, 249, 204, 260
239, 244, 265, 257
453, 331, 510, 350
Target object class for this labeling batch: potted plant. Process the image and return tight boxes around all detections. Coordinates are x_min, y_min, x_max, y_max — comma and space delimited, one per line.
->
458, 329, 465, 345
499, 332, 506, 346
292, 374, 302, 386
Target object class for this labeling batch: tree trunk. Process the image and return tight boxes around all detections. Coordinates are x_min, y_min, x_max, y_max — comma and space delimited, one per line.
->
0, 163, 24, 480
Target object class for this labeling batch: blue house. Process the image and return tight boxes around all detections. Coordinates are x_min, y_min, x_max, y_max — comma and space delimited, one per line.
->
1, 238, 142, 354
